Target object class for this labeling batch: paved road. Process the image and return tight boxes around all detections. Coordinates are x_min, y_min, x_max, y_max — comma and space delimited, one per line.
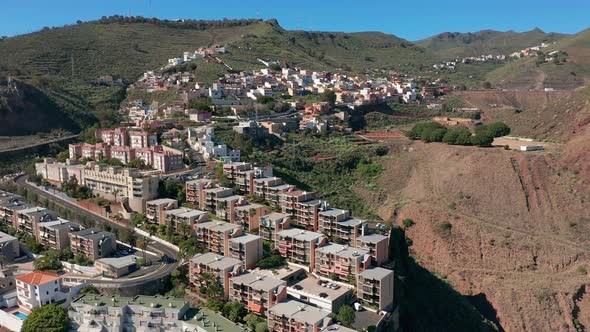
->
14, 175, 180, 287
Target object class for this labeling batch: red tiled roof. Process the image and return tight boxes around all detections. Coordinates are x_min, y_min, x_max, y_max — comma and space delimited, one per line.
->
16, 271, 60, 285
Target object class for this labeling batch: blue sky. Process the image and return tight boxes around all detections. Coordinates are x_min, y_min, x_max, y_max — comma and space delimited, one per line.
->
1, 0, 589, 40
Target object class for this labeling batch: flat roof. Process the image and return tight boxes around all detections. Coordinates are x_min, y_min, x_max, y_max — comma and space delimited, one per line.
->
318, 208, 348, 217
196, 220, 242, 233
230, 233, 261, 244
269, 299, 331, 325
39, 218, 79, 230
71, 228, 114, 240
202, 187, 233, 194
231, 271, 286, 292
96, 255, 140, 269
166, 207, 207, 219
357, 233, 388, 244
316, 243, 369, 259
321, 324, 357, 332
74, 294, 187, 309
288, 276, 352, 301
339, 217, 366, 227
359, 267, 394, 280
190, 252, 243, 271
0, 231, 17, 243
278, 228, 325, 242
184, 307, 249, 332
216, 195, 244, 202
234, 203, 264, 211
147, 198, 178, 205
252, 266, 305, 281
18, 206, 48, 215
261, 212, 290, 222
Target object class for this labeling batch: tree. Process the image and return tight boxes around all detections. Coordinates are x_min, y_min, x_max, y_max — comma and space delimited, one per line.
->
223, 301, 246, 322
205, 298, 224, 312
137, 237, 151, 260
245, 313, 265, 330
443, 127, 472, 145
320, 89, 336, 105
471, 130, 495, 147
485, 122, 511, 138
34, 254, 62, 272
255, 322, 269, 332
402, 218, 415, 229
22, 304, 70, 332
337, 305, 356, 327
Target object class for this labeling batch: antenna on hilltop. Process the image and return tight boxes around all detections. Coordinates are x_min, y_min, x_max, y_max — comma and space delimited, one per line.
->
128, 8, 131, 17
256, 9, 260, 20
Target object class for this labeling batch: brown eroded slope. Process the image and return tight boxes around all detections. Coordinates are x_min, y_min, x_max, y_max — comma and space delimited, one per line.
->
367, 88, 590, 331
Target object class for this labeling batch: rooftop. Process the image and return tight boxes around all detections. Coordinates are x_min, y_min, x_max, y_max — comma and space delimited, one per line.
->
316, 243, 369, 260
166, 207, 207, 219
230, 233, 262, 244
278, 228, 325, 242
318, 208, 348, 217
0, 231, 17, 243
261, 212, 290, 222
190, 252, 243, 271
16, 270, 60, 285
196, 220, 242, 233
231, 271, 286, 292
74, 294, 187, 309
184, 307, 249, 332
70, 228, 114, 241
269, 299, 331, 325
357, 233, 388, 244
147, 198, 178, 205
96, 255, 140, 269
234, 203, 264, 211
322, 324, 359, 332
359, 267, 394, 280
288, 276, 353, 301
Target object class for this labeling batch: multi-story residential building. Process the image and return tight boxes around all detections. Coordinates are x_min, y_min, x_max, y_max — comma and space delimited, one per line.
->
276, 229, 327, 269
152, 146, 185, 173
0, 192, 26, 228
233, 203, 268, 231
35, 158, 85, 185
266, 183, 295, 205
253, 176, 284, 198
97, 128, 129, 146
281, 191, 321, 230
69, 294, 189, 331
229, 271, 287, 316
0, 231, 19, 263
354, 233, 390, 266
185, 179, 214, 206
69, 142, 111, 161
287, 276, 353, 312
189, 252, 243, 300
15, 207, 56, 238
315, 243, 370, 282
82, 162, 159, 213
146, 198, 179, 224
111, 146, 135, 164
37, 218, 81, 251
267, 299, 332, 332
229, 234, 263, 269
164, 207, 208, 232
259, 212, 291, 244
195, 221, 243, 256
69, 228, 116, 261
357, 267, 394, 311
223, 162, 252, 183
16, 271, 62, 310
318, 207, 368, 245
201, 187, 234, 212
215, 194, 245, 221
129, 130, 158, 148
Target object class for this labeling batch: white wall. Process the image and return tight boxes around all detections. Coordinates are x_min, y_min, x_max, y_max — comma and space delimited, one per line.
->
0, 309, 24, 332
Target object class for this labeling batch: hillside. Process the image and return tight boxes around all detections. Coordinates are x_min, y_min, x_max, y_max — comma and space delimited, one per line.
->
367, 88, 590, 332
417, 28, 566, 59
0, 17, 433, 136
484, 29, 590, 90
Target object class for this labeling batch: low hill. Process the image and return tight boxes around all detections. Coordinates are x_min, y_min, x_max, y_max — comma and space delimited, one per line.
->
366, 88, 590, 331
417, 28, 566, 60
0, 17, 431, 136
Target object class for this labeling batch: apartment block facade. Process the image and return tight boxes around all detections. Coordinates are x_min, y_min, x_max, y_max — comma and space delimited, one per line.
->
357, 267, 394, 311
267, 299, 332, 332
281, 191, 321, 230
69, 228, 116, 261
354, 234, 390, 266
318, 207, 368, 245
164, 207, 208, 233
195, 221, 243, 256
229, 271, 287, 316
259, 212, 291, 244
229, 233, 263, 269
233, 203, 268, 231
189, 253, 243, 300
276, 229, 327, 269
37, 218, 81, 251
146, 198, 179, 224
314, 243, 370, 281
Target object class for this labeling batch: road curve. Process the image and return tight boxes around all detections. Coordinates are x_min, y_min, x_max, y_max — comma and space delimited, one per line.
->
13, 174, 180, 287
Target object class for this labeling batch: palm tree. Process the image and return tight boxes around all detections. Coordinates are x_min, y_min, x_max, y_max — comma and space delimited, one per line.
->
218, 201, 228, 221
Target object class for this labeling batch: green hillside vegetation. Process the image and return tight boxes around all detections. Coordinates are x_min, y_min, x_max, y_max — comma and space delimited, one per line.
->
417, 29, 566, 60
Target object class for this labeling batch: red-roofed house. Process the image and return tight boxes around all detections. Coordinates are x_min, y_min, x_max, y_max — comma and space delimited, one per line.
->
16, 271, 62, 310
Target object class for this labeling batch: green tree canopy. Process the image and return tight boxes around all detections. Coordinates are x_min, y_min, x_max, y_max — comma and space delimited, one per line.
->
22, 304, 70, 332
443, 127, 473, 145
337, 304, 356, 327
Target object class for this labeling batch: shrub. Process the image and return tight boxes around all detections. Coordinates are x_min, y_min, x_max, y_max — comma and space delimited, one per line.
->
485, 122, 511, 137
438, 222, 453, 236
337, 305, 356, 327
423, 127, 448, 143
443, 127, 472, 145
22, 304, 70, 332
471, 130, 495, 147
402, 218, 415, 228
406, 122, 447, 140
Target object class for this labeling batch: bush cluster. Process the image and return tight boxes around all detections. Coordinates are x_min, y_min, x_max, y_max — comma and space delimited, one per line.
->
406, 122, 510, 147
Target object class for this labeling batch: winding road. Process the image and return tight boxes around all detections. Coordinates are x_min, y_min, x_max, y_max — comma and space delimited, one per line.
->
13, 175, 180, 288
